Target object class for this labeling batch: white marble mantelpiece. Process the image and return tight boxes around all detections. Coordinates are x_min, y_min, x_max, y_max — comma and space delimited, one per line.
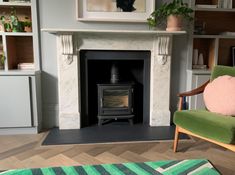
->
42, 28, 186, 35
43, 29, 186, 129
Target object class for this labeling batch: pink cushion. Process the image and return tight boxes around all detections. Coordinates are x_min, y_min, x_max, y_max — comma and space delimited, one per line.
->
203, 75, 235, 116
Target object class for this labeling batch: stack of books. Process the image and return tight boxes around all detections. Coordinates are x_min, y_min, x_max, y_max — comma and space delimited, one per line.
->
196, 4, 217, 8
18, 63, 35, 70
8, 0, 31, 2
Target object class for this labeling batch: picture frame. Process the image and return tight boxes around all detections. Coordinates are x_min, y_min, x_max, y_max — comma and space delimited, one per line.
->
232, 46, 235, 66
76, 0, 155, 22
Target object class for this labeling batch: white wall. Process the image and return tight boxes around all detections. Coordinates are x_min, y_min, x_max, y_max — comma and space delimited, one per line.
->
38, 0, 188, 128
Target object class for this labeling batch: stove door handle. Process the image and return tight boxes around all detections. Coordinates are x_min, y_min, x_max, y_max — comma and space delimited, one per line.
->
100, 98, 103, 108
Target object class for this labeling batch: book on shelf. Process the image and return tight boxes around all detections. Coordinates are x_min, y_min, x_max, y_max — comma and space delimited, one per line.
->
7, 0, 31, 3
220, 32, 235, 36
17, 63, 35, 70
196, 4, 217, 8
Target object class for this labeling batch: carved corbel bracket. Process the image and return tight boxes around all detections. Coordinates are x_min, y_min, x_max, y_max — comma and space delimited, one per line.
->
157, 36, 171, 65
60, 34, 74, 65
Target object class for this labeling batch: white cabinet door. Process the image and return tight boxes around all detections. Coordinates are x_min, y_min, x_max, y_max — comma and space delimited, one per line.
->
0, 76, 32, 127
190, 74, 210, 109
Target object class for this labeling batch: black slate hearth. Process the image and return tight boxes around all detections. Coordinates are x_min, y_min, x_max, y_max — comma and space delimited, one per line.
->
42, 125, 189, 145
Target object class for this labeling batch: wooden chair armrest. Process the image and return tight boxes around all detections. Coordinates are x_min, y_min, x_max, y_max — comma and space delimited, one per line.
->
177, 80, 210, 111
178, 80, 210, 97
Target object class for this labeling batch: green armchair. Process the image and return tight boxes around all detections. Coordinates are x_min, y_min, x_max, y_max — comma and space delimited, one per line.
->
173, 65, 235, 152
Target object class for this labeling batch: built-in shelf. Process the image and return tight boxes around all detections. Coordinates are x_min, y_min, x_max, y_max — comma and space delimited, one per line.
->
193, 34, 235, 39
194, 7, 235, 12
187, 69, 211, 75
187, 0, 235, 110
0, 2, 31, 7
0, 0, 41, 135
0, 32, 33, 36
0, 70, 39, 75
41, 28, 187, 35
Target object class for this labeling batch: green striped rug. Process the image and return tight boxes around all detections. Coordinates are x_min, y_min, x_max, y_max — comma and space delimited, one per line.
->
0, 159, 220, 175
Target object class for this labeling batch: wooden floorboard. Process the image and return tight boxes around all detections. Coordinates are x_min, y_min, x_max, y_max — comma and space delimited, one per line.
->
0, 131, 234, 174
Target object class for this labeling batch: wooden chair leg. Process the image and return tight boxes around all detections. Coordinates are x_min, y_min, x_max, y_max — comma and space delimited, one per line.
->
173, 126, 179, 152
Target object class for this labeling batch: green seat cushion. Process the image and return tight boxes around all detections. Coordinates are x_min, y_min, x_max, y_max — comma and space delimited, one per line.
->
174, 110, 235, 144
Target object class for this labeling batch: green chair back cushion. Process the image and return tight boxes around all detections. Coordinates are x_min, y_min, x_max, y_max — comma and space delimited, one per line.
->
211, 65, 235, 81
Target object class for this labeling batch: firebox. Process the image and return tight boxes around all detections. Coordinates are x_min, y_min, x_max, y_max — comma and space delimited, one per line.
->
97, 83, 134, 125
80, 50, 151, 128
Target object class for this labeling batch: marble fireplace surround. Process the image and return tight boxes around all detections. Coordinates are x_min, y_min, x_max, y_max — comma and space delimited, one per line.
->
43, 29, 185, 129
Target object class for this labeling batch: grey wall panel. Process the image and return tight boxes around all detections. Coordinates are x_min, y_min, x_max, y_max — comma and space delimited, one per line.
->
0, 76, 32, 127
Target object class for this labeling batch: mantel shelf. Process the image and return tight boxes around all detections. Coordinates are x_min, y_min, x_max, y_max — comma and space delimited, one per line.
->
41, 28, 187, 35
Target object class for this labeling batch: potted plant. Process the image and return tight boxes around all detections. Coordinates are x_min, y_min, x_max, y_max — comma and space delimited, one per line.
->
23, 17, 32, 32
0, 16, 12, 32
10, 7, 24, 32
0, 7, 24, 32
147, 0, 193, 31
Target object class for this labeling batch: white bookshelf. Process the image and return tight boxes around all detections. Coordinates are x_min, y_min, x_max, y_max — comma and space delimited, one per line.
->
186, 0, 235, 109
0, 0, 41, 134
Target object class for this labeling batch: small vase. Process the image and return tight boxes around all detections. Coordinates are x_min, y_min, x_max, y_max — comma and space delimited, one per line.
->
193, 49, 198, 65
198, 53, 204, 65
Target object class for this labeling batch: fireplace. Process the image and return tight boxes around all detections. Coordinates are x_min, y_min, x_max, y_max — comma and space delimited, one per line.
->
97, 83, 134, 125
46, 29, 178, 129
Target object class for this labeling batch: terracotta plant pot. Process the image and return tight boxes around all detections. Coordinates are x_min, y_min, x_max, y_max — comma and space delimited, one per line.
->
166, 15, 183, 31
24, 26, 32, 32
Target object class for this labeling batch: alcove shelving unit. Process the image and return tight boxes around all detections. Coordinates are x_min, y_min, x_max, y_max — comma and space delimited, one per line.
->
187, 0, 235, 109
0, 0, 41, 134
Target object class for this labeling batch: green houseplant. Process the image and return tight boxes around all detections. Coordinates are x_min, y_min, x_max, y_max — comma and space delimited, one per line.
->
0, 7, 25, 32
23, 16, 32, 32
0, 16, 12, 32
10, 7, 24, 32
147, 0, 193, 31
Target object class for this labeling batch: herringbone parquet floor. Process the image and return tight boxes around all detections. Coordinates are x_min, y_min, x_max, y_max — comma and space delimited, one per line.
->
0, 131, 234, 174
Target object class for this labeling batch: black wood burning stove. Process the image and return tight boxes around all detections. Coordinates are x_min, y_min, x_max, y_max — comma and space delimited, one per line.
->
97, 83, 134, 125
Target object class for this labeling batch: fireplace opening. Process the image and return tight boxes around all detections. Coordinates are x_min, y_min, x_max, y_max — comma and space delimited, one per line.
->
80, 50, 150, 128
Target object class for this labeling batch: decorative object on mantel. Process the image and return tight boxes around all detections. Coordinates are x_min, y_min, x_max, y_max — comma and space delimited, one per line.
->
60, 34, 73, 65
76, 0, 155, 22
147, 0, 193, 31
